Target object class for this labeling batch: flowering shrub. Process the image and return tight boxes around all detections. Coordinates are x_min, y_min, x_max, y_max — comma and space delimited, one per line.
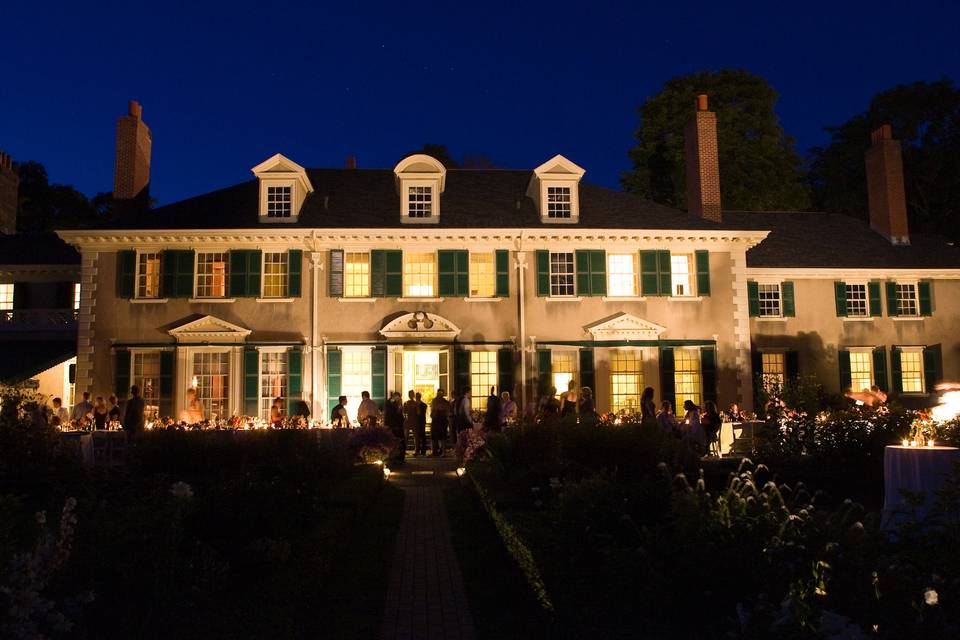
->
347, 427, 399, 463
455, 426, 488, 464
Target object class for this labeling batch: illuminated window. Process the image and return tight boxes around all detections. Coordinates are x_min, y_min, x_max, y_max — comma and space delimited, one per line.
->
469, 252, 496, 297
610, 350, 642, 413
408, 185, 433, 218
471, 351, 498, 411
345, 252, 370, 297
845, 284, 868, 317
546, 186, 572, 218
266, 185, 292, 217
192, 351, 230, 419
671, 254, 693, 297
674, 348, 702, 409
552, 351, 577, 397
196, 252, 228, 298
607, 254, 637, 297
262, 252, 288, 298
403, 252, 436, 297
849, 350, 873, 393
0, 283, 13, 311
341, 349, 372, 418
758, 283, 781, 317
899, 349, 924, 393
896, 283, 918, 316
549, 252, 574, 297
73, 283, 81, 310
136, 252, 161, 299
761, 352, 785, 391
259, 351, 287, 418
132, 351, 160, 419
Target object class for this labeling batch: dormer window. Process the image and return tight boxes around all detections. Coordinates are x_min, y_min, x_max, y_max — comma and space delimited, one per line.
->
528, 154, 586, 224
251, 154, 314, 223
394, 154, 446, 224
407, 185, 434, 218
266, 185, 292, 218
547, 186, 572, 218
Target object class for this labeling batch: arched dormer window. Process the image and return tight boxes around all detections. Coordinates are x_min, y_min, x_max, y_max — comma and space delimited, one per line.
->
251, 154, 314, 223
526, 154, 586, 224
393, 154, 447, 224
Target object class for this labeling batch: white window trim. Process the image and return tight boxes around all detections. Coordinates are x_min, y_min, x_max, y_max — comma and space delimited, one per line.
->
337, 297, 377, 303
260, 250, 290, 299
400, 179, 440, 224
193, 251, 230, 300
896, 346, 926, 395
134, 250, 162, 300
188, 298, 237, 304
342, 250, 372, 299
258, 179, 298, 223
843, 280, 871, 318
756, 281, 784, 318
891, 316, 925, 322
130, 298, 169, 304
177, 345, 242, 419
548, 251, 576, 298
893, 279, 921, 317
545, 296, 584, 302
842, 317, 875, 323
256, 297, 294, 303
668, 296, 704, 303
541, 181, 579, 223
395, 297, 446, 302
846, 346, 876, 390
463, 297, 503, 303
669, 253, 697, 298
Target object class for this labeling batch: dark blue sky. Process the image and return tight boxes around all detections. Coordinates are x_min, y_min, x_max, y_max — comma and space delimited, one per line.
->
2, 1, 958, 206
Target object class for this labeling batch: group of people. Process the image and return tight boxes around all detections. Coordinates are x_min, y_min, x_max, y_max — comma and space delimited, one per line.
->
537, 380, 597, 422
47, 387, 148, 434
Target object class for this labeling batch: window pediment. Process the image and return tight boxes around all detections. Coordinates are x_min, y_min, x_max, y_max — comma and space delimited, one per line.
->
527, 154, 585, 223
251, 154, 314, 222
585, 312, 666, 341
379, 311, 460, 340
394, 154, 446, 224
168, 314, 252, 343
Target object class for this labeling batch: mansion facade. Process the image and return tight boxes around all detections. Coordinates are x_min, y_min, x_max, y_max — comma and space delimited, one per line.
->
56, 101, 960, 422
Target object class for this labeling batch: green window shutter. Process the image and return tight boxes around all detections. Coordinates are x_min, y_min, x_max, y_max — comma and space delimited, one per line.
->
438, 250, 457, 297
162, 250, 194, 298
579, 348, 595, 392
781, 281, 796, 317
287, 348, 303, 415
640, 251, 659, 296
328, 249, 344, 297
495, 250, 510, 297
161, 251, 175, 298
834, 282, 847, 317
159, 351, 174, 418
438, 351, 449, 398
536, 250, 550, 296
695, 250, 710, 296
385, 250, 403, 297
590, 250, 606, 296
454, 348, 471, 395
701, 346, 717, 405
785, 350, 799, 380
890, 347, 903, 394
288, 249, 303, 297
244, 348, 259, 416
456, 250, 468, 297
12, 283, 30, 309
537, 349, 552, 396
497, 348, 514, 396
657, 250, 672, 296
838, 349, 852, 391
873, 346, 888, 392
326, 350, 341, 417
575, 250, 590, 295
371, 250, 386, 297
115, 350, 131, 400
117, 250, 136, 298
923, 344, 942, 393
248, 250, 262, 296
229, 251, 248, 297
918, 281, 932, 316
868, 281, 882, 317
747, 281, 760, 317
885, 281, 898, 316
371, 347, 386, 409
659, 347, 675, 411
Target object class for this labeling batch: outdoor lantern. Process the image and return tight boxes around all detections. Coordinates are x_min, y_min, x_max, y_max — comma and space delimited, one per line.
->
383, 467, 392, 479
456, 467, 466, 477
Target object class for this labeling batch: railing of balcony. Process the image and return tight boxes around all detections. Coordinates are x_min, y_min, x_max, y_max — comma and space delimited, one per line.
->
0, 309, 79, 330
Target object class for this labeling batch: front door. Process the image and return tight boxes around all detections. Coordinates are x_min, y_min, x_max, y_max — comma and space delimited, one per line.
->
394, 348, 449, 424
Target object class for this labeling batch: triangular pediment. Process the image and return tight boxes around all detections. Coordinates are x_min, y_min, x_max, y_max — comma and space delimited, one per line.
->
584, 313, 666, 341
532, 154, 586, 179
168, 315, 252, 343
379, 311, 461, 340
250, 153, 314, 193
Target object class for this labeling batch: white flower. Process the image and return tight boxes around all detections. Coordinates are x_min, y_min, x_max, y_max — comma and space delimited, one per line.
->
924, 588, 939, 606
170, 481, 194, 499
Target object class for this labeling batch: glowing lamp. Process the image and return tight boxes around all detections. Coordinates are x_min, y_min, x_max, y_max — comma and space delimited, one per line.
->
373, 460, 383, 466
927, 440, 935, 448
456, 467, 466, 477
901, 439, 910, 447
383, 467, 392, 479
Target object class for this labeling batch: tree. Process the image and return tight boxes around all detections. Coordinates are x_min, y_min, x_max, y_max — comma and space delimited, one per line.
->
622, 69, 810, 211
14, 161, 108, 232
808, 79, 960, 242
402, 143, 459, 169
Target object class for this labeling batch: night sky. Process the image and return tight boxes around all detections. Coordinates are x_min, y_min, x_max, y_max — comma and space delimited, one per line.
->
2, 1, 958, 206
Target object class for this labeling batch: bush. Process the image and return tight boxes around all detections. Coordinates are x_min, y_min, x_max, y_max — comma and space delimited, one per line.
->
347, 427, 399, 464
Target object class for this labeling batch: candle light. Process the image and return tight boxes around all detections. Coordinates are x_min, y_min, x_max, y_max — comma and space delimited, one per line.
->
910, 440, 917, 447
927, 440, 935, 448
456, 467, 466, 477
383, 467, 392, 479
901, 439, 909, 447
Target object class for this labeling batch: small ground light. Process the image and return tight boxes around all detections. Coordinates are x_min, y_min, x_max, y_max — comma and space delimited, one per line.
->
456, 467, 466, 477
373, 460, 383, 466
383, 467, 392, 479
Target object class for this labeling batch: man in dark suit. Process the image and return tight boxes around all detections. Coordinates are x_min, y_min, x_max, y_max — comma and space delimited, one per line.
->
415, 392, 428, 456
123, 385, 146, 436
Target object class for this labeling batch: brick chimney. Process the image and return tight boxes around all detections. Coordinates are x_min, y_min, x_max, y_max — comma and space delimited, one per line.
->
684, 94, 722, 222
345, 155, 357, 169
0, 151, 17, 235
865, 124, 909, 245
113, 100, 152, 200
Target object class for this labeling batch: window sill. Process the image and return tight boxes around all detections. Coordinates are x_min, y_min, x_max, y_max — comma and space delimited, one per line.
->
755, 316, 788, 322
892, 315, 925, 321
395, 297, 445, 302
257, 216, 298, 224
337, 297, 377, 303
601, 296, 646, 302
463, 297, 503, 302
546, 296, 583, 302
841, 316, 874, 322
130, 298, 168, 304
188, 298, 236, 304
668, 296, 703, 302
256, 297, 294, 303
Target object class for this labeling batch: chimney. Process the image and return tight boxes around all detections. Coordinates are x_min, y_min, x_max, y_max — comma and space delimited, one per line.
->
684, 94, 722, 222
0, 151, 17, 235
865, 124, 909, 245
345, 155, 357, 169
113, 100, 152, 200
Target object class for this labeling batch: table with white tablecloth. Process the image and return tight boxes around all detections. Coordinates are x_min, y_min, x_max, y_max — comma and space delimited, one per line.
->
882, 445, 960, 530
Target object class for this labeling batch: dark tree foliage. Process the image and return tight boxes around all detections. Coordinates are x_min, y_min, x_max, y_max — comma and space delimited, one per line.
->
402, 143, 460, 168
808, 78, 960, 242
14, 161, 109, 231
622, 69, 810, 211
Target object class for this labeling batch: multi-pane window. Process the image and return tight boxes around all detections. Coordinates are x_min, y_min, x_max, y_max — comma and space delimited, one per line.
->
471, 351, 498, 411
192, 351, 230, 419
345, 252, 370, 297
552, 351, 576, 397
469, 252, 496, 297
259, 351, 287, 418
262, 252, 289, 298
849, 351, 873, 393
549, 252, 575, 297
674, 348, 702, 410
196, 252, 228, 298
132, 352, 161, 420
0, 283, 13, 311
899, 349, 924, 393
610, 350, 643, 414
136, 252, 161, 299
407, 186, 433, 218
607, 254, 637, 297
758, 283, 782, 317
671, 254, 693, 297
341, 349, 372, 419
845, 284, 868, 317
761, 352, 785, 391
546, 186, 572, 218
73, 283, 81, 311
403, 252, 436, 297
896, 283, 918, 316
266, 186, 292, 217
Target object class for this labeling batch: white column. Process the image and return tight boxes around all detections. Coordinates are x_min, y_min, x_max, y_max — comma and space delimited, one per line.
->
730, 247, 754, 411
515, 250, 528, 411
310, 251, 323, 419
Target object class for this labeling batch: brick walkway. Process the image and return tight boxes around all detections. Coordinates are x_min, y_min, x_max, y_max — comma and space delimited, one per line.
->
380, 455, 475, 640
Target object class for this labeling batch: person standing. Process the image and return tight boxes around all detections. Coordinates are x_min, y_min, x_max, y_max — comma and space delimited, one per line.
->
182, 388, 204, 424
123, 385, 146, 436
701, 400, 722, 457
357, 390, 380, 428
640, 387, 657, 429
500, 391, 517, 425
403, 391, 419, 455
71, 391, 93, 422
330, 395, 349, 428
579, 387, 597, 426
415, 392, 428, 456
270, 397, 285, 427
385, 392, 405, 462
107, 395, 122, 424
682, 400, 705, 454
455, 387, 472, 434
484, 386, 502, 431
430, 389, 451, 456
560, 381, 577, 419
